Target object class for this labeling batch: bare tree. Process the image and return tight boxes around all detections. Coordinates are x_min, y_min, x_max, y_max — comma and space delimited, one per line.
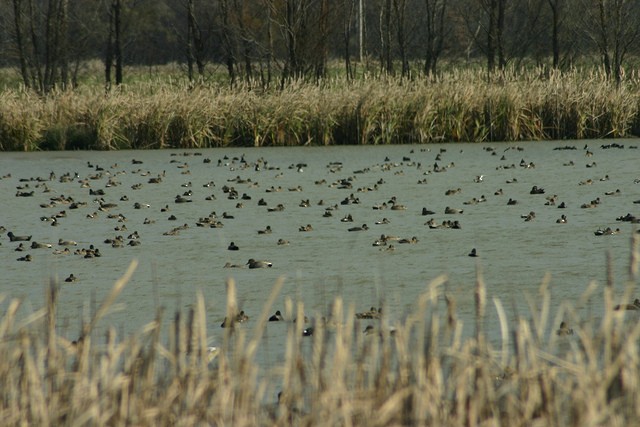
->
315, 0, 329, 80
547, 0, 562, 68
218, 0, 237, 84
11, 0, 70, 92
379, 0, 393, 73
342, 0, 356, 79
392, 0, 409, 77
186, 0, 205, 82
231, 0, 255, 82
105, 0, 122, 90
423, 0, 447, 75
583, 0, 639, 83
12, 0, 31, 88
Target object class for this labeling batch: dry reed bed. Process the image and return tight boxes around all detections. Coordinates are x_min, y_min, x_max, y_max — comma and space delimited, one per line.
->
1, 69, 640, 151
2, 235, 640, 426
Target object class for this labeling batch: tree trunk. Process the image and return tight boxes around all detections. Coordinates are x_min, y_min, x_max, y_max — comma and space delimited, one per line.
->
220, 0, 236, 85
343, 0, 355, 80
105, 11, 112, 90
380, 0, 392, 74
114, 0, 122, 85
393, 0, 408, 77
186, 0, 195, 82
44, 0, 56, 91
12, 0, 31, 89
266, 1, 273, 86
28, 0, 44, 91
230, 0, 253, 82
486, 0, 497, 73
58, 0, 69, 88
316, 0, 329, 80
496, 0, 505, 69
424, 0, 447, 76
548, 0, 559, 68
285, 0, 298, 78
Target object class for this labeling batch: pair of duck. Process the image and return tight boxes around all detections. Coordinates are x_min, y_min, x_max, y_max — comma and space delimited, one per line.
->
594, 227, 620, 236
220, 310, 249, 327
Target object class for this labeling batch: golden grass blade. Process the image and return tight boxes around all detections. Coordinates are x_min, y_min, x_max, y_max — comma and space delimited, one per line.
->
82, 259, 138, 338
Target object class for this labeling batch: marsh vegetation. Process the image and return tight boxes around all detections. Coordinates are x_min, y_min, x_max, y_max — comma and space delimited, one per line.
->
2, 67, 640, 152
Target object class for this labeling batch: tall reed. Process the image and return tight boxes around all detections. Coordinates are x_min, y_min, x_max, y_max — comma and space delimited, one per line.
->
1, 68, 639, 150
1, 234, 639, 425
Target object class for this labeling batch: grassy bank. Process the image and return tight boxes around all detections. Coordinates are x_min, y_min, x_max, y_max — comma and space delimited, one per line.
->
1, 67, 640, 151
3, 235, 640, 426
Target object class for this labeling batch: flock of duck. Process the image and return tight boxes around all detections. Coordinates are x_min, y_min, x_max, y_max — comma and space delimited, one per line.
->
2, 141, 640, 336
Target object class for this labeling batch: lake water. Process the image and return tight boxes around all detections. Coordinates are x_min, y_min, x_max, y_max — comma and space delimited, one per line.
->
1, 141, 639, 370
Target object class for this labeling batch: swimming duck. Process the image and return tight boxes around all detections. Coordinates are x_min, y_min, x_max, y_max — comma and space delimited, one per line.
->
348, 224, 368, 232
258, 226, 272, 234
614, 299, 640, 310
468, 248, 478, 257
398, 236, 418, 244
228, 242, 239, 251
223, 262, 243, 268
299, 224, 313, 232
246, 258, 273, 269
390, 202, 407, 210
174, 195, 192, 203
556, 321, 574, 336
269, 310, 284, 321
31, 241, 52, 249
445, 207, 463, 214
7, 232, 32, 242
363, 324, 396, 337
64, 274, 78, 283
356, 307, 382, 319
340, 214, 354, 222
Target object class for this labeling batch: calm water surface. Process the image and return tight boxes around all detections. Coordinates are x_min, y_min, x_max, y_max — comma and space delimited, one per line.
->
1, 141, 639, 372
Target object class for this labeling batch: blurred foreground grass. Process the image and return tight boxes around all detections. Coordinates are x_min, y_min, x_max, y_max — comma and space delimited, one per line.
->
2, 233, 640, 425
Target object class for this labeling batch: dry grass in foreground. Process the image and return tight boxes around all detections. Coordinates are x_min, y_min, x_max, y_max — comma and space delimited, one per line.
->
2, 235, 640, 426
